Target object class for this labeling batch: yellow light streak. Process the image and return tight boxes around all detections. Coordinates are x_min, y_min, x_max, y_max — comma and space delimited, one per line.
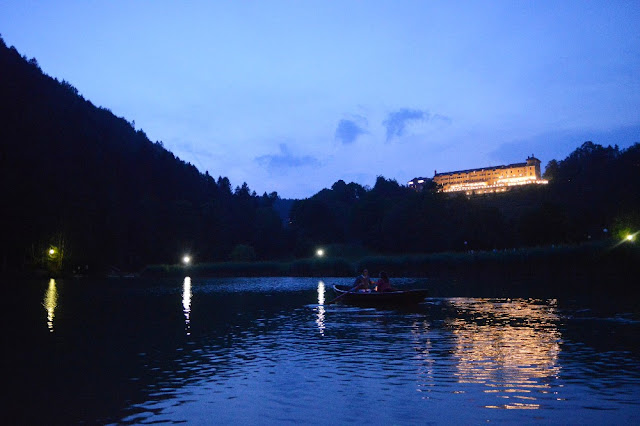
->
448, 298, 561, 408
43, 278, 58, 332
442, 177, 548, 194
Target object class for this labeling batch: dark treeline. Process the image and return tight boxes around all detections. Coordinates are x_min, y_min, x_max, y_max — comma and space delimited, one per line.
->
290, 142, 639, 255
1, 36, 638, 277
0, 37, 292, 275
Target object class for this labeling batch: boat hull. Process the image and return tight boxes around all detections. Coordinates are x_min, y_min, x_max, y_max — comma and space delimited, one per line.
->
332, 285, 428, 306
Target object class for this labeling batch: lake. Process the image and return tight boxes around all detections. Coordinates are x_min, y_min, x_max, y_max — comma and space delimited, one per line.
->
5, 276, 640, 424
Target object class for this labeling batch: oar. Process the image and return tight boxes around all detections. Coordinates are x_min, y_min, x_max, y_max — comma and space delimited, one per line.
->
327, 285, 359, 305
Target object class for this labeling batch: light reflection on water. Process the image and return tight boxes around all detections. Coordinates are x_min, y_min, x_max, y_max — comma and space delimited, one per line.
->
42, 278, 58, 332
182, 276, 192, 336
315, 280, 326, 336
11, 277, 640, 424
446, 298, 561, 410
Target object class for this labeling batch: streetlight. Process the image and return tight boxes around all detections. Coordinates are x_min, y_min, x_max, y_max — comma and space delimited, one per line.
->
316, 248, 325, 257
183, 255, 191, 265
47, 247, 58, 259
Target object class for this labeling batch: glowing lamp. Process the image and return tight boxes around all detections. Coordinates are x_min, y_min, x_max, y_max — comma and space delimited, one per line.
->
49, 249, 55, 255
183, 255, 191, 265
316, 249, 325, 257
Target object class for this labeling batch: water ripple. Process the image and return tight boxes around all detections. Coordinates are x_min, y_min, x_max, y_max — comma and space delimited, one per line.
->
13, 277, 638, 424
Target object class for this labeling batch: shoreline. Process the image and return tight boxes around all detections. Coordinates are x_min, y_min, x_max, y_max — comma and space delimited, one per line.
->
139, 240, 638, 283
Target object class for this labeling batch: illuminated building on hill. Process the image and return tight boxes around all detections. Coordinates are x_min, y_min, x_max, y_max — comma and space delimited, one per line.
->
408, 155, 548, 195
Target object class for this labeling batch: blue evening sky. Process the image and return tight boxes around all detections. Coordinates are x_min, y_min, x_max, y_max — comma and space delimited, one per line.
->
1, 1, 639, 198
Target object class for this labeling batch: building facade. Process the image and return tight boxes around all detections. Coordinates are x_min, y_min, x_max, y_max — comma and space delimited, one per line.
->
408, 155, 548, 195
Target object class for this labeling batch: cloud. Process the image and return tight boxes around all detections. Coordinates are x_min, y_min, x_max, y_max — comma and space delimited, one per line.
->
335, 118, 368, 144
256, 143, 321, 170
383, 108, 429, 141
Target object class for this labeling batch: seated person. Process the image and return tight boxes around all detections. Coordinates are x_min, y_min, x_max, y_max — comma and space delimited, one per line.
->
375, 271, 396, 292
354, 269, 372, 292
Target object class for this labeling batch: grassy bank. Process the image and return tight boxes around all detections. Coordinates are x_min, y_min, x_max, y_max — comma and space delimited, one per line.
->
140, 257, 354, 279
356, 241, 637, 279
141, 240, 638, 286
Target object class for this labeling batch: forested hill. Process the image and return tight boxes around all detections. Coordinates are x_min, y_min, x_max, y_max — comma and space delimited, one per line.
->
288, 142, 640, 255
1, 36, 638, 277
0, 37, 291, 274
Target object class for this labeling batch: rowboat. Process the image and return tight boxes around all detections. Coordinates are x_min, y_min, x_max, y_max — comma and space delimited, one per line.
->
331, 284, 429, 306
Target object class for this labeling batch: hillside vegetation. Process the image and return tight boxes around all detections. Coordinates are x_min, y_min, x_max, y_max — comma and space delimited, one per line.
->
0, 37, 291, 274
1, 36, 638, 277
289, 141, 639, 255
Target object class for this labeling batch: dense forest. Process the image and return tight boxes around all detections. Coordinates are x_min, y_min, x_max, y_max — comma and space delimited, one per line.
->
1, 36, 638, 276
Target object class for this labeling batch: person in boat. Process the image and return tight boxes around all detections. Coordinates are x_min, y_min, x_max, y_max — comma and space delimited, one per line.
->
375, 271, 396, 292
353, 269, 372, 292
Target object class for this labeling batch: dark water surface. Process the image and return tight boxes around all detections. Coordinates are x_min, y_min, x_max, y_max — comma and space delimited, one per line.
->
6, 277, 640, 424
